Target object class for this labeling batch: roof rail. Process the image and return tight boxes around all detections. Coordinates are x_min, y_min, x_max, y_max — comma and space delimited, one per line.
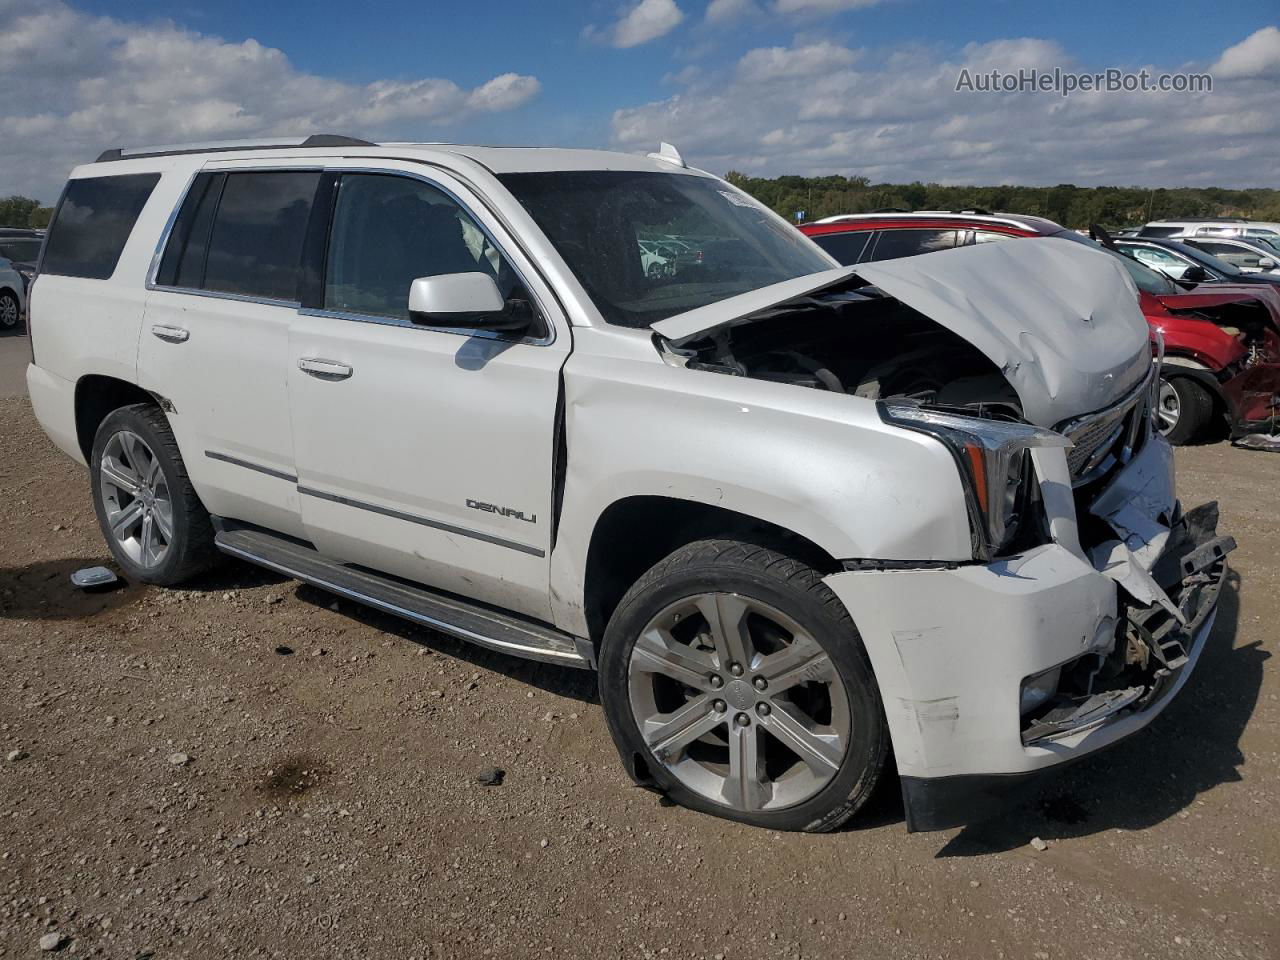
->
95, 134, 375, 163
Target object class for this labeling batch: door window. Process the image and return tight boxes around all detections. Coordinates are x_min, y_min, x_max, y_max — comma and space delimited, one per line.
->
203, 172, 319, 301
156, 170, 319, 301
870, 228, 960, 261
1123, 245, 1190, 275
1189, 241, 1268, 270
324, 173, 525, 322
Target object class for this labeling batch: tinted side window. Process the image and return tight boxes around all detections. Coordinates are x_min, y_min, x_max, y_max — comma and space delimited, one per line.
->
974, 230, 1013, 244
1191, 241, 1266, 270
202, 172, 319, 301
324, 173, 528, 321
1136, 226, 1183, 237
42, 174, 160, 279
156, 173, 223, 289
870, 229, 960, 261
810, 231, 871, 266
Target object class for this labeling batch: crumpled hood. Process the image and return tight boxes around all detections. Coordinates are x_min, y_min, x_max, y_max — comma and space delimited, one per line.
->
652, 237, 1153, 427
1155, 283, 1280, 325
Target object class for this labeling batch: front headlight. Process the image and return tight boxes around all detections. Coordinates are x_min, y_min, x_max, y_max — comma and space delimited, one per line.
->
880, 402, 1071, 560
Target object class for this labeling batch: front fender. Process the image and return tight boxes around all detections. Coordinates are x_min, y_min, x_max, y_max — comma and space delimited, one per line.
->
548, 335, 973, 636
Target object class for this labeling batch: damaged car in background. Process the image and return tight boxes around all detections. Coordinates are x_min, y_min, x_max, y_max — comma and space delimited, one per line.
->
28, 142, 1234, 833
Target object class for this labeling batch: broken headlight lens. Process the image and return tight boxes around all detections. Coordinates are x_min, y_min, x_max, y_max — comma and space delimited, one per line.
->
880, 403, 1071, 560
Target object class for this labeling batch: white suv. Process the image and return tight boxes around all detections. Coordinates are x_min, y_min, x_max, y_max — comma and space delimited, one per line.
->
26, 136, 1233, 833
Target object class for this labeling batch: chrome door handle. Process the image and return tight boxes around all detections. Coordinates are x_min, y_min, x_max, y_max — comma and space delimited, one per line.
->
151, 324, 189, 343
298, 357, 353, 380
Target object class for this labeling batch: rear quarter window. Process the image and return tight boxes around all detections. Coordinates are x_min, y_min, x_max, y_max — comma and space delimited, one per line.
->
810, 231, 871, 266
41, 174, 160, 280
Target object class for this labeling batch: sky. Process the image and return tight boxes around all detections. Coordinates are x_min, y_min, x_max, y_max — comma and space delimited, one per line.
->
1, 0, 1278, 202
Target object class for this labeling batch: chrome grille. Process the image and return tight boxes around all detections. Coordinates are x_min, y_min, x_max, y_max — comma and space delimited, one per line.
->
1057, 366, 1155, 487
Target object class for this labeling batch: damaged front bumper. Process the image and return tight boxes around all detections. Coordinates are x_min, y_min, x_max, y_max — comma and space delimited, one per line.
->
822, 435, 1235, 832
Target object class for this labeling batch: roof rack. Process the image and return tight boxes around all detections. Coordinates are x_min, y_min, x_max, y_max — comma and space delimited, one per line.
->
95, 134, 375, 163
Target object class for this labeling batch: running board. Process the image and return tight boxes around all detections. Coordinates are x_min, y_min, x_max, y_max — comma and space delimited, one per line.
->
213, 524, 591, 669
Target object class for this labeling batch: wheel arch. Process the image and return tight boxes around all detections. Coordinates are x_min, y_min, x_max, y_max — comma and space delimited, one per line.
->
74, 375, 160, 462
581, 494, 842, 654
1161, 358, 1232, 431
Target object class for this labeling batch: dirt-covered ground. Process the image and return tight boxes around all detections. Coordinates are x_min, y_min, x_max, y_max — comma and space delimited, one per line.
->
0, 333, 1276, 959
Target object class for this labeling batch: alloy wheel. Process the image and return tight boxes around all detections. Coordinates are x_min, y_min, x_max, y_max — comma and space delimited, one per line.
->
0, 294, 17, 328
98, 430, 173, 568
627, 592, 850, 812
1157, 379, 1181, 436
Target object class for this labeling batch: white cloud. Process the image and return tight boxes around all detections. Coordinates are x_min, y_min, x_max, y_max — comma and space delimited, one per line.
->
612, 33, 1280, 187
773, 0, 883, 12
1211, 26, 1280, 79
705, 0, 760, 23
0, 0, 540, 201
587, 0, 685, 49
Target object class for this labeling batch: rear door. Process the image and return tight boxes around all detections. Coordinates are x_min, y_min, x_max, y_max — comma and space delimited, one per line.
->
139, 161, 321, 538
285, 163, 571, 622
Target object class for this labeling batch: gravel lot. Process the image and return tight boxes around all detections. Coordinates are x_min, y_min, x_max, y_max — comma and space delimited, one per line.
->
0, 331, 1276, 959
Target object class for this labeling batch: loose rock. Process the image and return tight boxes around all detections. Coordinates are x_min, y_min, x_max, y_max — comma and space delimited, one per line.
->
38, 932, 67, 951
1029, 836, 1049, 852
168, 752, 190, 766
476, 767, 505, 787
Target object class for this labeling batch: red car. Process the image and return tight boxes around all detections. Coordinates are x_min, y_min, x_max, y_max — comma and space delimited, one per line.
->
800, 213, 1280, 443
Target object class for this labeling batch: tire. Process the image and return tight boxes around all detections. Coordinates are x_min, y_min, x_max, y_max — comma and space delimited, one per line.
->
599, 538, 889, 832
0, 290, 19, 330
1158, 376, 1213, 445
90, 403, 219, 585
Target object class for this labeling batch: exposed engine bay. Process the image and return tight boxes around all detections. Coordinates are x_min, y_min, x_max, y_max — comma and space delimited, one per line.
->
663, 284, 1024, 420
1165, 295, 1280, 369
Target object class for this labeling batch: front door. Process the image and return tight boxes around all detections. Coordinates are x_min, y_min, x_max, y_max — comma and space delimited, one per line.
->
286, 167, 570, 622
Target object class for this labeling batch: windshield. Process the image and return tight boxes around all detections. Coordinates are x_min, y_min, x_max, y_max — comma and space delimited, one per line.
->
1106, 248, 1179, 295
0, 239, 41, 263
499, 171, 834, 328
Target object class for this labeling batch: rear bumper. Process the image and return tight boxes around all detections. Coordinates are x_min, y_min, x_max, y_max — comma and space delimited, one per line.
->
26, 363, 83, 465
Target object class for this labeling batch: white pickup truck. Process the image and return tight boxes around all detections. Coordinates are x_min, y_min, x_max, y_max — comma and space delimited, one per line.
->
25, 136, 1233, 832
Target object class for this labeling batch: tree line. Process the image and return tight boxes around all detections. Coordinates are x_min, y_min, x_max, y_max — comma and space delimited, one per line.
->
0, 196, 53, 229
5, 177, 1280, 232
724, 173, 1280, 229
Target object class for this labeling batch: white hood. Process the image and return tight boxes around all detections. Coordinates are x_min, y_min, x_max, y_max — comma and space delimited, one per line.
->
651, 237, 1153, 426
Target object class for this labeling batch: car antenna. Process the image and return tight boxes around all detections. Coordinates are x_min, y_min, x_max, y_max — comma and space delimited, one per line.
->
647, 142, 687, 168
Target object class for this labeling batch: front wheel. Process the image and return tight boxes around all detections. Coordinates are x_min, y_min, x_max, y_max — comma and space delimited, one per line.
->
1157, 376, 1213, 445
599, 539, 888, 832
90, 404, 219, 585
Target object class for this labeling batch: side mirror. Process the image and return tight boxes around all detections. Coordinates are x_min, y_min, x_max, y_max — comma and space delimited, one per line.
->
407, 273, 531, 332
1180, 265, 1209, 283
1258, 257, 1276, 271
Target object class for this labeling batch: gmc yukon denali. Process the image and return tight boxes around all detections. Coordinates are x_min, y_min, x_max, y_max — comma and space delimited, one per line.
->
25, 136, 1234, 832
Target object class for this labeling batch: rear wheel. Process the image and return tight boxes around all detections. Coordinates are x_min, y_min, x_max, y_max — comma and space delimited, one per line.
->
599, 539, 888, 832
0, 290, 19, 329
1157, 376, 1213, 445
90, 404, 219, 585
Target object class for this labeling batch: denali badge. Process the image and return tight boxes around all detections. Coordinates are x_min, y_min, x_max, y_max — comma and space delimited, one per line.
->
466, 498, 537, 523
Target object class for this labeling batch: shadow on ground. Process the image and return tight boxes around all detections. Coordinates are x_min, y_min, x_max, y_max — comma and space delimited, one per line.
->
0, 556, 145, 619
937, 569, 1259, 856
